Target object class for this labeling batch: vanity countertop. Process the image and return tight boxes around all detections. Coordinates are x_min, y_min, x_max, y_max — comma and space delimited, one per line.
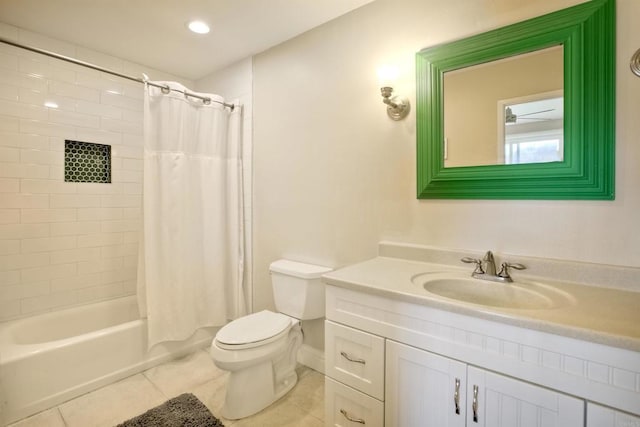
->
322, 256, 640, 352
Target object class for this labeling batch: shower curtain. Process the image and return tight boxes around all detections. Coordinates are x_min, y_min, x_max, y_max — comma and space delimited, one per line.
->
137, 82, 245, 349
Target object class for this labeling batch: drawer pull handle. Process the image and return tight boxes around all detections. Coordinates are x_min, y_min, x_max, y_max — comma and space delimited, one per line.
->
340, 408, 366, 424
472, 384, 479, 423
340, 351, 366, 365
454, 378, 460, 415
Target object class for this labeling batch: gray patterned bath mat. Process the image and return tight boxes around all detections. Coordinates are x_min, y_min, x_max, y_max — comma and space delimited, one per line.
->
116, 393, 225, 427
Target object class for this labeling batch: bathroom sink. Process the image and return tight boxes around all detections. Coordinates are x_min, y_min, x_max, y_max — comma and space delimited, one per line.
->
411, 272, 573, 310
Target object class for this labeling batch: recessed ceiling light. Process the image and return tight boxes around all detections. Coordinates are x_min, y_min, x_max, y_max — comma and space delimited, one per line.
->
188, 20, 210, 34
44, 101, 59, 109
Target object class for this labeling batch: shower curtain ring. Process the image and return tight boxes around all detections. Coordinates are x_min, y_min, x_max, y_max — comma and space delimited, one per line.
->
161, 85, 171, 94
203, 98, 211, 105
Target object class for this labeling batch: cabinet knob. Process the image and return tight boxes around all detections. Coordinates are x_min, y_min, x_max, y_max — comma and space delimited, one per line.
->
340, 408, 366, 424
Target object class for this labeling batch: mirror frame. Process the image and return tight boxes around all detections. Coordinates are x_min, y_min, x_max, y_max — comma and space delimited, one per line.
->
416, 0, 615, 200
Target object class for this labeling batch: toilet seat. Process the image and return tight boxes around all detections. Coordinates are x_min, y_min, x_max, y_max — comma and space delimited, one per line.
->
215, 310, 293, 350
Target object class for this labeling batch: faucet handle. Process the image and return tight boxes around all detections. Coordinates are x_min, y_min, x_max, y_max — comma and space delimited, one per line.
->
461, 257, 484, 274
497, 262, 526, 279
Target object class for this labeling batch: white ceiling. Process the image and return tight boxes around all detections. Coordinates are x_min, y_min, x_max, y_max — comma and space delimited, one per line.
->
0, 0, 375, 80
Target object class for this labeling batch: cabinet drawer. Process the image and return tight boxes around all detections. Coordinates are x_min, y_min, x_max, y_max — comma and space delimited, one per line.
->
325, 320, 385, 399
325, 377, 384, 427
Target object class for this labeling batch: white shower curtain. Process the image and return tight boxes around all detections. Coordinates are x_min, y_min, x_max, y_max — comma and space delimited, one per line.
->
137, 81, 245, 349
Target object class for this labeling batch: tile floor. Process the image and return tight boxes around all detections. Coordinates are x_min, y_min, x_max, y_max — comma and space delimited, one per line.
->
8, 349, 325, 427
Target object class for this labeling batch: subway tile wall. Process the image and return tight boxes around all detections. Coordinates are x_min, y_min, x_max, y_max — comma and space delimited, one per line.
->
0, 22, 194, 321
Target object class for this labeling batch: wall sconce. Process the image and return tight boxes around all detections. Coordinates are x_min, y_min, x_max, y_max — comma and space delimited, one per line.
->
377, 65, 410, 120
631, 48, 640, 77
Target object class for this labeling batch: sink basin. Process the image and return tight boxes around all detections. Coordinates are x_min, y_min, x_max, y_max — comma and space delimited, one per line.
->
411, 272, 573, 310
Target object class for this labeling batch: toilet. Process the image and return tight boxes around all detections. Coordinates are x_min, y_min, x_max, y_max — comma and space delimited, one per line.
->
210, 259, 332, 420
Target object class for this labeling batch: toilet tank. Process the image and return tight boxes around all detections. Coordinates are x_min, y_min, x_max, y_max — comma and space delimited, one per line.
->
269, 259, 332, 320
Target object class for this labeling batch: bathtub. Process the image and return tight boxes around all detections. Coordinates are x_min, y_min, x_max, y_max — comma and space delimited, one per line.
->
0, 296, 217, 424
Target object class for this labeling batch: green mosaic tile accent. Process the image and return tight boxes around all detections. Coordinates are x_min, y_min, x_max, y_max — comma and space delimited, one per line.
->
64, 140, 111, 183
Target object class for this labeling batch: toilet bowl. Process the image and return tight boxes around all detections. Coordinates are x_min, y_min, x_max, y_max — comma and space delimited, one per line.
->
210, 259, 331, 420
210, 310, 302, 419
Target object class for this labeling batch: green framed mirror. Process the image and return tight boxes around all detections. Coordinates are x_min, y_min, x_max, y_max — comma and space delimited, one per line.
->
416, 0, 615, 199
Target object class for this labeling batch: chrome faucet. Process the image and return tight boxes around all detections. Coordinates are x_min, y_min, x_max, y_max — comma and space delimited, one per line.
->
482, 251, 496, 276
461, 250, 525, 283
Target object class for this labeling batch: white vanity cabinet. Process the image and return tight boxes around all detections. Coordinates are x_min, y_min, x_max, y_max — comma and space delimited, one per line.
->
324, 284, 640, 427
386, 340, 583, 427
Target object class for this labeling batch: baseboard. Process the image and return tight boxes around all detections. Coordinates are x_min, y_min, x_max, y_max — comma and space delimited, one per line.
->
297, 344, 325, 374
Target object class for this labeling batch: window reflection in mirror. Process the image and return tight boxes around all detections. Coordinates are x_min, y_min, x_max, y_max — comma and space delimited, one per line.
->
443, 45, 563, 168
502, 94, 563, 164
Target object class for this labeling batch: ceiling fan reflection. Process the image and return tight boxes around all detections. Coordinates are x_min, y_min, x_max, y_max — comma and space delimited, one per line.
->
505, 107, 555, 123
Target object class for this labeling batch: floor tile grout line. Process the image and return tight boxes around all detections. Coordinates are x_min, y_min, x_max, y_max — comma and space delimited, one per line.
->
141, 369, 170, 400
142, 349, 228, 399
54, 407, 69, 427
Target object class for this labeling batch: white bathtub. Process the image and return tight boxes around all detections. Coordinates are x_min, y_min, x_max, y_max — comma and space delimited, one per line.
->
0, 296, 217, 425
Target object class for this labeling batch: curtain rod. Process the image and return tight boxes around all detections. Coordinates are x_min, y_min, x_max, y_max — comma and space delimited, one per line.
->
0, 36, 235, 111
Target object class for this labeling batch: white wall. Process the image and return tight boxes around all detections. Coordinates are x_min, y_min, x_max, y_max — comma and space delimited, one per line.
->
252, 0, 640, 322
0, 23, 192, 321
196, 58, 254, 314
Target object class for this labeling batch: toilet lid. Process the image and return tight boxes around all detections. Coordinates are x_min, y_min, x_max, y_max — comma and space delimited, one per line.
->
215, 310, 292, 346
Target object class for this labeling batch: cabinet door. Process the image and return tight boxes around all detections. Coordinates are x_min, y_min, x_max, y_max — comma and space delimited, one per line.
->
467, 366, 584, 427
587, 402, 640, 427
386, 340, 467, 427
